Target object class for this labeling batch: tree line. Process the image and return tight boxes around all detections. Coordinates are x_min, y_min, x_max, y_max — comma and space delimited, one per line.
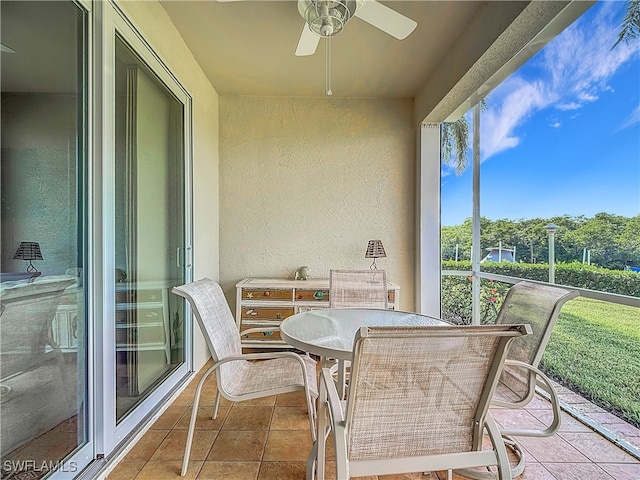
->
441, 213, 640, 270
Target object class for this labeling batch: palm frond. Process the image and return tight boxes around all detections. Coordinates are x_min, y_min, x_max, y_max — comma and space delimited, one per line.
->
441, 99, 487, 175
442, 119, 468, 175
613, 0, 640, 49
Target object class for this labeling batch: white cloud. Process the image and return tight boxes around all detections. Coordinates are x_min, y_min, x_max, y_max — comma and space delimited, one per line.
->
556, 102, 582, 111
479, 1, 640, 161
441, 166, 453, 178
578, 92, 599, 102
550, 122, 561, 128
481, 77, 553, 157
618, 104, 640, 131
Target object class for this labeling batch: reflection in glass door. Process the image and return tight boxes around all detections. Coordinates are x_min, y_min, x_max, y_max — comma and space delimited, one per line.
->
0, 1, 89, 477
114, 36, 186, 421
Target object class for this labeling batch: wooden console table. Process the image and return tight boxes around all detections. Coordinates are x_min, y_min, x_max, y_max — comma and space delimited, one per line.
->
235, 277, 400, 350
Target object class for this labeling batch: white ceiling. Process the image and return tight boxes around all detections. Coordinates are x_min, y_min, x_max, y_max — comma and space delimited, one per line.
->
0, 1, 592, 124
160, 0, 486, 98
159, 0, 592, 122
1, 1, 81, 94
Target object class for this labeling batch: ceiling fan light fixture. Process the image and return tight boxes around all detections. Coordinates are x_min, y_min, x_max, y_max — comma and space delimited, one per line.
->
299, 0, 360, 37
1, 43, 16, 54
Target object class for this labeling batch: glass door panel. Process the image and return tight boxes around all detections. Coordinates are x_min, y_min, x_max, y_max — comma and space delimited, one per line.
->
1, 0, 89, 477
114, 36, 185, 421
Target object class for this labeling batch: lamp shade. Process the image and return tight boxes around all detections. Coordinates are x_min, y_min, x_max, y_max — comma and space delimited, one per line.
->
13, 242, 43, 260
14, 242, 43, 273
365, 240, 386, 259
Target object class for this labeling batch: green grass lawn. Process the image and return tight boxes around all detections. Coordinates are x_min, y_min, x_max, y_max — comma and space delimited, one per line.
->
541, 297, 640, 427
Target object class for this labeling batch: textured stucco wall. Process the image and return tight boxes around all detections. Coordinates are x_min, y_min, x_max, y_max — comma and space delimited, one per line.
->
119, 0, 220, 369
220, 96, 416, 311
1, 93, 78, 275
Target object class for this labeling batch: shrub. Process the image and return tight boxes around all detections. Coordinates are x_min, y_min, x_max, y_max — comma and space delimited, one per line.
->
441, 276, 510, 325
442, 260, 640, 297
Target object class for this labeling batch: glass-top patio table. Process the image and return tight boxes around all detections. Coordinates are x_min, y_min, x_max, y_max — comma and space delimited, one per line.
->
280, 308, 448, 360
281, 309, 448, 397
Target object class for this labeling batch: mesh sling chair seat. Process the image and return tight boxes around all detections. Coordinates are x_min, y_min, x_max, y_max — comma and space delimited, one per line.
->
328, 269, 389, 396
308, 324, 531, 480
172, 278, 318, 477
329, 269, 389, 309
458, 281, 579, 480
0, 277, 77, 453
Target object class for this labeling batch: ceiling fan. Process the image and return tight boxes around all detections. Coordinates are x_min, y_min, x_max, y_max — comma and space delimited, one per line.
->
217, 0, 417, 56
216, 0, 417, 95
294, 0, 417, 56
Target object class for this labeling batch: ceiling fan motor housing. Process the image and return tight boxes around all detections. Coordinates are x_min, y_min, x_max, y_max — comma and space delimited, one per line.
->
298, 0, 363, 37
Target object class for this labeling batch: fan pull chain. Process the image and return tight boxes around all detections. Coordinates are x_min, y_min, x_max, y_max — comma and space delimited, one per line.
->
325, 36, 332, 96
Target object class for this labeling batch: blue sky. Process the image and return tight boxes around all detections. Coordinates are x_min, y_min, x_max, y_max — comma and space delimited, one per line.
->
441, 0, 640, 226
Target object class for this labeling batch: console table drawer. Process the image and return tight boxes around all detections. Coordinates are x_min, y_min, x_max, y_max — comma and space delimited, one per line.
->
241, 306, 295, 321
115, 288, 164, 304
295, 289, 330, 301
115, 307, 164, 326
240, 325, 282, 342
116, 324, 166, 347
241, 289, 292, 301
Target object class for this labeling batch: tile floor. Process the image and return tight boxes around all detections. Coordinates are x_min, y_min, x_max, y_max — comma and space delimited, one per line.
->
106, 360, 640, 480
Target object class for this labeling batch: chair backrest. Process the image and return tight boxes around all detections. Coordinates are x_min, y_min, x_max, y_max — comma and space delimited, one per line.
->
345, 324, 529, 461
329, 269, 388, 309
495, 281, 578, 368
494, 281, 578, 401
171, 278, 242, 363
1, 277, 76, 379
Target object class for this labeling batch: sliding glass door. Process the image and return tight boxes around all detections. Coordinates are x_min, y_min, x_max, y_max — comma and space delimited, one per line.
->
94, 4, 193, 452
2, 1, 193, 473
113, 35, 187, 421
1, 1, 92, 477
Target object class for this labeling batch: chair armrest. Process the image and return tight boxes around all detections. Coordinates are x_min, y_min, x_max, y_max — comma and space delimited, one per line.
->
321, 368, 345, 423
219, 350, 305, 364
239, 326, 280, 337
216, 350, 313, 384
495, 359, 562, 438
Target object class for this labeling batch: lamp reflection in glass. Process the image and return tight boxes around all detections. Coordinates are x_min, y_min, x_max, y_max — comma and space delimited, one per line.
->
365, 239, 386, 270
13, 242, 43, 273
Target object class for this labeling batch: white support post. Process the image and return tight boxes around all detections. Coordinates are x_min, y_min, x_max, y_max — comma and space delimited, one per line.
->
471, 104, 481, 325
416, 123, 441, 318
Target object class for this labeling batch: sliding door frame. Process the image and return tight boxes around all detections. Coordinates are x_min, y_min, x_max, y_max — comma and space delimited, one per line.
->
95, 0, 193, 456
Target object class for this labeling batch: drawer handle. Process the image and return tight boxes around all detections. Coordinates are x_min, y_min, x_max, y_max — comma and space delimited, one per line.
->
276, 313, 282, 319
246, 309, 257, 316
264, 291, 270, 297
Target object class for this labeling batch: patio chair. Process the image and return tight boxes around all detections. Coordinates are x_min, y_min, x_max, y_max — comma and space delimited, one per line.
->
0, 276, 76, 380
171, 278, 318, 477
328, 269, 389, 395
0, 276, 76, 452
496, 281, 579, 473
459, 280, 579, 479
308, 324, 531, 480
329, 269, 388, 309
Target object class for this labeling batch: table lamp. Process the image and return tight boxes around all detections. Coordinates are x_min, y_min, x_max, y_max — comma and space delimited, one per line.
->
365, 239, 386, 270
13, 241, 43, 273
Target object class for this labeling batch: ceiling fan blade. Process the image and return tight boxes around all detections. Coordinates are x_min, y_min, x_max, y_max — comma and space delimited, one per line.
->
1, 43, 16, 54
295, 24, 320, 56
355, 0, 417, 40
